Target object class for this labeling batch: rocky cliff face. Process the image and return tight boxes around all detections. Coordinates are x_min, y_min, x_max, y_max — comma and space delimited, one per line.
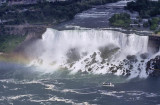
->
3, 25, 47, 55
14, 26, 46, 53
4, 25, 47, 37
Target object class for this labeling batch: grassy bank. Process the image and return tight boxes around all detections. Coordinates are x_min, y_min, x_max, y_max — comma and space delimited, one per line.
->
0, 34, 26, 53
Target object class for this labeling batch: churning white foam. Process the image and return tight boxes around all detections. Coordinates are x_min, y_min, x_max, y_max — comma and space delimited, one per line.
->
29, 28, 150, 78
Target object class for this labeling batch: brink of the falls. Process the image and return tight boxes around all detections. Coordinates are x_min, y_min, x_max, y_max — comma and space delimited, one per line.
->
29, 28, 153, 79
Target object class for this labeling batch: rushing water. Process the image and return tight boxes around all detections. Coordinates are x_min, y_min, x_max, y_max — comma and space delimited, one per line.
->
1, 29, 160, 105
0, 62, 160, 105
1, 1, 160, 105
54, 0, 137, 30
29, 29, 149, 78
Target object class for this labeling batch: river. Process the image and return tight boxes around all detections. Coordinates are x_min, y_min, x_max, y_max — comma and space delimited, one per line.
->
0, 1, 160, 105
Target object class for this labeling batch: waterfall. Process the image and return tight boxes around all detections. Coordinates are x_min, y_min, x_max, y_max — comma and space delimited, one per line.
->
29, 28, 150, 78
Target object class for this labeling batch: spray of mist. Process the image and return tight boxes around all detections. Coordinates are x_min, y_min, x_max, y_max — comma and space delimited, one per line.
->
27, 28, 153, 78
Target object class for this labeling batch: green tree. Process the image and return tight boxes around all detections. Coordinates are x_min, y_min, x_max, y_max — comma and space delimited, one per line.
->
109, 13, 131, 28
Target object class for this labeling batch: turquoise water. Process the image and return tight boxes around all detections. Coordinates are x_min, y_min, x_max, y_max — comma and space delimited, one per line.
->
0, 62, 160, 105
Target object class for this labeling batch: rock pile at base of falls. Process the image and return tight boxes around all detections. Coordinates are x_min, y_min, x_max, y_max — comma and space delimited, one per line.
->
147, 56, 160, 77
66, 50, 149, 77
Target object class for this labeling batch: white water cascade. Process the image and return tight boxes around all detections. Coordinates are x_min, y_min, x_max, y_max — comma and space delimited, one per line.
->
30, 28, 150, 78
